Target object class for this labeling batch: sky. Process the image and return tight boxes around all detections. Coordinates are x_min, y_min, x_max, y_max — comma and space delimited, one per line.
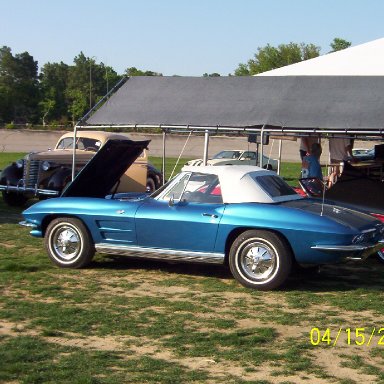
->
1, 0, 384, 76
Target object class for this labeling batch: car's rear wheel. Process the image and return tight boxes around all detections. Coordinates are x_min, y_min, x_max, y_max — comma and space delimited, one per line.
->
229, 230, 292, 290
44, 218, 95, 268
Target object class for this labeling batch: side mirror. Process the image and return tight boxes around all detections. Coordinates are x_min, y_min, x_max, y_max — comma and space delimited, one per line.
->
168, 194, 175, 207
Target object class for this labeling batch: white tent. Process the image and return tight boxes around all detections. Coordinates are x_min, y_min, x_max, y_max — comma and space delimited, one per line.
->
257, 37, 384, 76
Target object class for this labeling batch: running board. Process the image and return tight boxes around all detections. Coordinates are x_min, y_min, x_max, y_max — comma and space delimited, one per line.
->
95, 243, 225, 264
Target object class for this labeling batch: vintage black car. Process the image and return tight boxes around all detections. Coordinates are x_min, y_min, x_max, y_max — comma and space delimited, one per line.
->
0, 131, 162, 206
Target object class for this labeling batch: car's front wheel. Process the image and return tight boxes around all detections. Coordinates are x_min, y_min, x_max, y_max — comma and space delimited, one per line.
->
229, 230, 292, 290
44, 218, 95, 268
377, 248, 384, 264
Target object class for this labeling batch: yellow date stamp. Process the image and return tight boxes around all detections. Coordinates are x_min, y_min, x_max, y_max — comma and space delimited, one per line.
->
309, 327, 384, 346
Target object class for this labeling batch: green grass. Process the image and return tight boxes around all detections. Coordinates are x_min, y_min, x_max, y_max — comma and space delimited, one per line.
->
0, 152, 302, 185
1, 152, 384, 383
0, 152, 25, 170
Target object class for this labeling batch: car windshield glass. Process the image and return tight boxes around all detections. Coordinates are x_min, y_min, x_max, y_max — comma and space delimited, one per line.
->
77, 138, 101, 151
213, 151, 241, 159
239, 151, 256, 160
56, 137, 101, 151
161, 174, 191, 201
56, 137, 74, 149
255, 175, 297, 198
181, 173, 222, 204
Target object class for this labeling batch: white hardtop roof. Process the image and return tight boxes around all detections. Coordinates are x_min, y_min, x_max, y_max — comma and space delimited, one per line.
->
257, 37, 384, 76
181, 165, 302, 204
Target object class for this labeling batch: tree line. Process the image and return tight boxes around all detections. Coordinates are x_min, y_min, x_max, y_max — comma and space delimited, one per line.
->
0, 38, 350, 127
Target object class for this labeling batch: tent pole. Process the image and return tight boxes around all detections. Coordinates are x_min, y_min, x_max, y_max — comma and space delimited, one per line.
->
162, 129, 166, 185
203, 130, 210, 165
71, 125, 78, 181
277, 139, 283, 175
259, 124, 265, 169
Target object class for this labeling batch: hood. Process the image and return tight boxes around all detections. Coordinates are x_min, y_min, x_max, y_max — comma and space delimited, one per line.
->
26, 150, 95, 165
62, 139, 150, 198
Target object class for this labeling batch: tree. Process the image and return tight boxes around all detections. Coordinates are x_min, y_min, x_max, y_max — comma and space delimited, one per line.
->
66, 53, 121, 123
125, 67, 162, 76
234, 42, 320, 76
0, 46, 39, 123
330, 38, 352, 52
203, 73, 221, 77
101, 63, 121, 95
39, 62, 69, 124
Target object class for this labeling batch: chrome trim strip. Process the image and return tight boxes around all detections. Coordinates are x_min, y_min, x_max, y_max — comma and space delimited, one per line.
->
311, 244, 367, 252
0, 185, 59, 196
95, 243, 225, 264
312, 241, 384, 252
312, 241, 384, 261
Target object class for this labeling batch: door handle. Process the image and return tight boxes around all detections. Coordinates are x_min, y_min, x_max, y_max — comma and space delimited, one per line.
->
202, 213, 218, 219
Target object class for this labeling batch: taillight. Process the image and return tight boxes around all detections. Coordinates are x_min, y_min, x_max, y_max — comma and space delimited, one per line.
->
371, 213, 384, 223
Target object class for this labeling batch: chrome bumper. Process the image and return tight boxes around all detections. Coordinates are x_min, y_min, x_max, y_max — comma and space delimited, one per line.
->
19, 221, 37, 228
311, 240, 384, 260
0, 184, 59, 196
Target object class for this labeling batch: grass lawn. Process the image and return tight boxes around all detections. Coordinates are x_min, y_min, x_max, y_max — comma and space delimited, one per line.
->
1, 153, 384, 383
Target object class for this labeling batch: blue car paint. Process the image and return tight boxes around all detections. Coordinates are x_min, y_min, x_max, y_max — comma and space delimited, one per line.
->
135, 198, 226, 252
22, 193, 380, 266
215, 202, 357, 263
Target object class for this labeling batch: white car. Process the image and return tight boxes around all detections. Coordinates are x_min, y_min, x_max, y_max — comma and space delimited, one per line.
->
186, 150, 278, 170
352, 148, 375, 161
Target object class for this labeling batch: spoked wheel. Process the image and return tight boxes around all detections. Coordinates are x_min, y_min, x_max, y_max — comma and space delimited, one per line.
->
44, 218, 95, 268
377, 248, 384, 264
146, 177, 156, 193
229, 230, 292, 290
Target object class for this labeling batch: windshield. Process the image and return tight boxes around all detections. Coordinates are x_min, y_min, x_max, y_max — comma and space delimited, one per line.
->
153, 172, 223, 204
213, 150, 242, 159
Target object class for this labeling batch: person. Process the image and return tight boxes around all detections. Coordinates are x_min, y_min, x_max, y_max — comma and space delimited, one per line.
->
301, 143, 323, 180
328, 137, 355, 187
329, 137, 355, 164
299, 135, 319, 160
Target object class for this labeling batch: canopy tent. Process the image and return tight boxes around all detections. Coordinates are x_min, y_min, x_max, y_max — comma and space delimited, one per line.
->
257, 37, 384, 76
83, 75, 384, 135
76, 75, 384, 179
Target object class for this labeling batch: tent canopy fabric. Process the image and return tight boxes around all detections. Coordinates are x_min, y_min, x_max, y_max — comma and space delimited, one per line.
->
257, 38, 384, 76
84, 76, 384, 133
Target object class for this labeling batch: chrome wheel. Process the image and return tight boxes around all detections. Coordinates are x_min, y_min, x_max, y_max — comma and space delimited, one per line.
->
45, 218, 95, 268
229, 230, 292, 290
52, 225, 81, 261
239, 240, 277, 282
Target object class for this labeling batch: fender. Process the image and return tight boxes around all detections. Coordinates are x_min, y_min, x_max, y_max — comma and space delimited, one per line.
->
0, 163, 24, 186
45, 167, 72, 193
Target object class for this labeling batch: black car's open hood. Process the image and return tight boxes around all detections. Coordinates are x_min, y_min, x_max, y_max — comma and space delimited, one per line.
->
62, 139, 150, 198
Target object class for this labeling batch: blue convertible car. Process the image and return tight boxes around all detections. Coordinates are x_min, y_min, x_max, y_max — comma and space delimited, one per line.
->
21, 139, 384, 290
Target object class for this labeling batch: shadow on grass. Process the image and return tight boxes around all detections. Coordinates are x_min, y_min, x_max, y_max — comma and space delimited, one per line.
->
286, 257, 384, 292
0, 199, 35, 224
91, 255, 233, 280
88, 253, 384, 293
